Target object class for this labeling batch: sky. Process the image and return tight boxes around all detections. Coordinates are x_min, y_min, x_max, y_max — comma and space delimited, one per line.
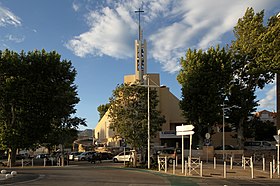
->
0, 0, 279, 130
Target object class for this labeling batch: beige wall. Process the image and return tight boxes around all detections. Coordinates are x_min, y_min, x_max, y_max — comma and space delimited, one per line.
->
94, 111, 117, 145
94, 73, 186, 147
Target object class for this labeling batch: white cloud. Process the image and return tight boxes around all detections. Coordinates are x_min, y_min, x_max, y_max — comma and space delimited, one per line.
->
66, 6, 137, 58
66, 0, 279, 73
5, 34, 25, 43
0, 6, 21, 27
258, 82, 276, 111
72, 2, 80, 12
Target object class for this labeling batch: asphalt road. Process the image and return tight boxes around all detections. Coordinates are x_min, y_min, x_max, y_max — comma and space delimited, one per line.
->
1, 161, 280, 186
0, 161, 197, 186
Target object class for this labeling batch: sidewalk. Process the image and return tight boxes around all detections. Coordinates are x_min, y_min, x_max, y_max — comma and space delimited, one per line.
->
160, 161, 280, 180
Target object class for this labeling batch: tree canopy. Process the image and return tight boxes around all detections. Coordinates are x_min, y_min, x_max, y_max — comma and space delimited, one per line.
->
0, 49, 84, 164
108, 83, 165, 152
177, 46, 232, 143
177, 8, 280, 148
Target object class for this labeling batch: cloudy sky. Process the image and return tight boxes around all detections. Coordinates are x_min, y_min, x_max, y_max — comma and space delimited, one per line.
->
0, 0, 279, 129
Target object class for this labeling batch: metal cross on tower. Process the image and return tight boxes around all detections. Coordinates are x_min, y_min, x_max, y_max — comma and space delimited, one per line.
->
135, 8, 144, 41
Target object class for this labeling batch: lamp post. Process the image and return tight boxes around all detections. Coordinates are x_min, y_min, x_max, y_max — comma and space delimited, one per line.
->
222, 103, 225, 160
141, 75, 160, 169
146, 75, 151, 169
222, 96, 228, 161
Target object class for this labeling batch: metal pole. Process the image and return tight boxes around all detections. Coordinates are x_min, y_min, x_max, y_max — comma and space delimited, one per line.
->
214, 157, 216, 169
182, 130, 184, 174
173, 160, 175, 174
263, 157, 265, 171
277, 132, 280, 177
200, 161, 203, 177
223, 161, 226, 178
222, 104, 225, 161
147, 76, 150, 169
270, 162, 273, 179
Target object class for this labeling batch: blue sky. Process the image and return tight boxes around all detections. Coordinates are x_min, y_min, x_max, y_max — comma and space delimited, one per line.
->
0, 0, 279, 130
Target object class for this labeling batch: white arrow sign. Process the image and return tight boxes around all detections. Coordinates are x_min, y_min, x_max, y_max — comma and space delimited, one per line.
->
176, 130, 195, 136
176, 125, 194, 132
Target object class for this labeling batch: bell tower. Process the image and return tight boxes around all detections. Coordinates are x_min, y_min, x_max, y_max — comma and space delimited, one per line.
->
134, 8, 147, 82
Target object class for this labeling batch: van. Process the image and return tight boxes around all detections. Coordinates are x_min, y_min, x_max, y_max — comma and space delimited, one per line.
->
244, 141, 276, 150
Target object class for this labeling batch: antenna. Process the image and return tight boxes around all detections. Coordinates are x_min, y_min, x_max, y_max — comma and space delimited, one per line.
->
135, 8, 144, 41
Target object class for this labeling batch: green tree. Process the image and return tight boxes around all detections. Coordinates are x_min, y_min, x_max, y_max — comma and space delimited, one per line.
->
177, 46, 232, 144
108, 83, 165, 166
97, 103, 110, 121
0, 49, 81, 165
229, 8, 276, 148
244, 117, 276, 141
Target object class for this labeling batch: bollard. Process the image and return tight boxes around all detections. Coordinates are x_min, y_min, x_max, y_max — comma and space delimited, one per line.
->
32, 158, 34, 167
188, 156, 191, 175
262, 157, 265, 171
213, 157, 216, 169
44, 158, 46, 167
165, 156, 167, 173
273, 159, 275, 173
250, 158, 254, 179
22, 159, 24, 168
200, 161, 203, 177
176, 156, 178, 167
223, 161, 226, 178
230, 156, 233, 169
173, 160, 175, 175
242, 155, 244, 168
158, 156, 160, 172
270, 162, 273, 179
185, 161, 187, 176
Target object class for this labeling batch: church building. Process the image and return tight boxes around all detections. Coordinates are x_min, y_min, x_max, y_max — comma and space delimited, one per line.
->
94, 10, 186, 149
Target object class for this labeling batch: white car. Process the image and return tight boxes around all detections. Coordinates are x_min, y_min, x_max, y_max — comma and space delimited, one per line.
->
113, 152, 132, 163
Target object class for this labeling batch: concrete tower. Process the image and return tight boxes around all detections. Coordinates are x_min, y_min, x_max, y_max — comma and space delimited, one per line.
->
134, 8, 147, 82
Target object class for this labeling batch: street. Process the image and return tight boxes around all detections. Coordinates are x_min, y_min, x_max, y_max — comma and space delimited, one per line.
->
2, 160, 280, 185
0, 161, 197, 186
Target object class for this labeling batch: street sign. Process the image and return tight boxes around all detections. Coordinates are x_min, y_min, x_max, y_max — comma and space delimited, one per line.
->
176, 125, 194, 132
274, 135, 279, 143
205, 133, 211, 139
176, 130, 195, 136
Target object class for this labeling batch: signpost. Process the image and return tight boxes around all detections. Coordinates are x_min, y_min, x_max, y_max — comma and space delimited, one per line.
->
274, 130, 280, 177
176, 124, 195, 174
205, 133, 211, 163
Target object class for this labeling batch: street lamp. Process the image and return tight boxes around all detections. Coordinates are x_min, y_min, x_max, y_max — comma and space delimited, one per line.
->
222, 96, 228, 160
141, 74, 160, 169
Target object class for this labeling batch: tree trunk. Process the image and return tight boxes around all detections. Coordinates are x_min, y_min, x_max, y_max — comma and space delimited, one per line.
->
9, 148, 17, 167
237, 117, 245, 149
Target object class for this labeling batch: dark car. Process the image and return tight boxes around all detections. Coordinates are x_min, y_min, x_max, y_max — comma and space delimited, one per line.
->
214, 145, 236, 150
152, 148, 182, 164
99, 152, 113, 160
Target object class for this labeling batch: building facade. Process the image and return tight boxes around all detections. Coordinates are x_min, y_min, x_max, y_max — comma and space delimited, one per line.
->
94, 11, 186, 149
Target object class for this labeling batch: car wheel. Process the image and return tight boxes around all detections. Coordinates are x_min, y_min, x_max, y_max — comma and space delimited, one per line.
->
113, 158, 118, 163
81, 157, 85, 161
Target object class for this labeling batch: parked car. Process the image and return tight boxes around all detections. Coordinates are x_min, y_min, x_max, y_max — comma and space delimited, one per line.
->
152, 148, 182, 164
244, 141, 276, 150
99, 152, 113, 160
35, 154, 50, 159
69, 152, 81, 161
113, 152, 133, 163
214, 145, 237, 150
76, 151, 96, 161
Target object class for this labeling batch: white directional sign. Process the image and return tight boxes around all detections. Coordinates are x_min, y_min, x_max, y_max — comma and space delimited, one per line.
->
176, 130, 195, 136
274, 135, 280, 143
176, 125, 194, 132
